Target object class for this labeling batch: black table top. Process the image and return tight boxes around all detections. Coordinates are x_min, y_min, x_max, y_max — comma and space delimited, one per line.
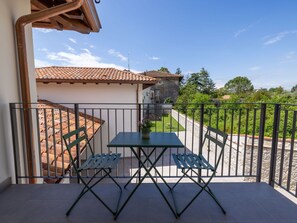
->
107, 132, 184, 148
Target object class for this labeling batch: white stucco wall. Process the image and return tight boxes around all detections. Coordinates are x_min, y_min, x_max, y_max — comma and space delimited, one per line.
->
37, 83, 142, 104
37, 83, 142, 155
0, 0, 36, 185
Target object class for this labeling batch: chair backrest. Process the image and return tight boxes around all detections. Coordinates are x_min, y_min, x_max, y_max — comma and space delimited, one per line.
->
201, 126, 228, 172
62, 127, 94, 169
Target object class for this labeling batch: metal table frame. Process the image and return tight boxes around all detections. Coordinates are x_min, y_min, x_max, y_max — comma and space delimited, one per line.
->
107, 132, 184, 220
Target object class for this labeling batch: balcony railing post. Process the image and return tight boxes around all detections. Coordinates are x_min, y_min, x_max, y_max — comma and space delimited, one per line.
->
198, 104, 205, 182
10, 103, 20, 184
137, 103, 141, 182
74, 103, 80, 184
269, 104, 281, 187
199, 104, 204, 155
256, 103, 266, 182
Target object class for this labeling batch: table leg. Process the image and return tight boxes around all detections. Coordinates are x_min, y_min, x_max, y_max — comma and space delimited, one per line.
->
115, 147, 177, 220
124, 147, 157, 189
139, 147, 172, 190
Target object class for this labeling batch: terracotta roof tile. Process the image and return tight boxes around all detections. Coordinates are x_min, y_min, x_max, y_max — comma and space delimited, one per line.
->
38, 100, 104, 183
36, 66, 157, 84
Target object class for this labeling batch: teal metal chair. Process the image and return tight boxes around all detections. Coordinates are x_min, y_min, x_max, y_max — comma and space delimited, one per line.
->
62, 127, 122, 216
171, 126, 228, 217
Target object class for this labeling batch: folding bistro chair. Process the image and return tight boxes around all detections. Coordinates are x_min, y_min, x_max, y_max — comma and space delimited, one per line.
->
171, 126, 228, 217
62, 127, 122, 216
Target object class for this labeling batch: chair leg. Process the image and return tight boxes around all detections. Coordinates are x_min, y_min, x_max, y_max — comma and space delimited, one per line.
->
66, 170, 115, 216
103, 169, 123, 213
170, 168, 191, 191
177, 170, 226, 216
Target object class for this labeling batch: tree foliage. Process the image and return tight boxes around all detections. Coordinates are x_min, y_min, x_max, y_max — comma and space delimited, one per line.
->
224, 76, 254, 95
291, 84, 297, 93
186, 68, 215, 94
158, 67, 170, 73
175, 68, 182, 75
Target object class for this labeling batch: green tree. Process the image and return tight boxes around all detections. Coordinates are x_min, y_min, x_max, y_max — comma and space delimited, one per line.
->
158, 67, 170, 73
246, 89, 271, 103
269, 86, 285, 94
175, 68, 182, 75
186, 68, 215, 94
224, 76, 254, 95
291, 84, 297, 93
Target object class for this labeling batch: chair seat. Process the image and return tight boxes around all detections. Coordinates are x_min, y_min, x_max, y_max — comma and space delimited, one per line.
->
78, 153, 121, 171
172, 153, 215, 171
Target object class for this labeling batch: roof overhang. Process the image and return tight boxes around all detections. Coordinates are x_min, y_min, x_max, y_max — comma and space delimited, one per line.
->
31, 0, 101, 33
36, 79, 157, 85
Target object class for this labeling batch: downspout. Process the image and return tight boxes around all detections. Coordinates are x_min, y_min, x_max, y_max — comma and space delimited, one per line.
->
15, 0, 85, 183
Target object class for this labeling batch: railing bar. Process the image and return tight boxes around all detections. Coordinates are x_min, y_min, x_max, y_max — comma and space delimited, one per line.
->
207, 109, 212, 177
44, 108, 50, 177
92, 109, 95, 155
169, 108, 173, 177
236, 109, 242, 176
243, 108, 249, 176
269, 104, 281, 187
130, 108, 133, 177
84, 108, 89, 178
35, 107, 42, 179
279, 110, 288, 186
107, 109, 110, 153
74, 104, 80, 183
215, 108, 219, 175
287, 111, 296, 191
228, 109, 234, 176
177, 108, 181, 177
123, 108, 125, 177
184, 111, 188, 154
51, 108, 57, 178
221, 109, 227, 176
66, 108, 72, 179
59, 109, 65, 175
250, 109, 257, 176
115, 108, 118, 177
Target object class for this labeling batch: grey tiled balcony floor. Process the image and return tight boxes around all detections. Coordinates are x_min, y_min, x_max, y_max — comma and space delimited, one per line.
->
0, 182, 297, 223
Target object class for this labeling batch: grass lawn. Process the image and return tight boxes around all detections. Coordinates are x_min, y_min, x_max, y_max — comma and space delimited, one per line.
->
150, 114, 185, 132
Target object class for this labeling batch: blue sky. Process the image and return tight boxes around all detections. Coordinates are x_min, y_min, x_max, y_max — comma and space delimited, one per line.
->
33, 0, 297, 90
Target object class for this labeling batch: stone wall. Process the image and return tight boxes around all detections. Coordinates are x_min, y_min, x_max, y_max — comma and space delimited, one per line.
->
244, 137, 297, 193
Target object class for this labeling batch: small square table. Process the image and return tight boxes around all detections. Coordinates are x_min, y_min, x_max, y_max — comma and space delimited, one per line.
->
107, 132, 184, 219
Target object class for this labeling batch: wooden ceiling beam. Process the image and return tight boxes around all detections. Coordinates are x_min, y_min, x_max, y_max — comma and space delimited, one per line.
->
31, 0, 90, 33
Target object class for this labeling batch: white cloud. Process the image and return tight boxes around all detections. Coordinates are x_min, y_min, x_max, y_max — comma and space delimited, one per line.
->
214, 80, 226, 89
38, 48, 49, 52
285, 51, 295, 60
148, 56, 160, 60
108, 49, 128, 61
263, 30, 297, 45
43, 48, 141, 73
234, 28, 247, 38
34, 59, 52, 68
35, 28, 53, 33
249, 66, 261, 71
69, 38, 77, 44
65, 45, 76, 53
89, 45, 95, 49
280, 51, 297, 63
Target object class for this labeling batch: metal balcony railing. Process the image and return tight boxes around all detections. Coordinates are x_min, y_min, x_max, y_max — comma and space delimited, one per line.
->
10, 102, 297, 197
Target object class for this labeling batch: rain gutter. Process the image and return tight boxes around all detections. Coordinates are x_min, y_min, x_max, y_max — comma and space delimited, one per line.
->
15, 0, 85, 184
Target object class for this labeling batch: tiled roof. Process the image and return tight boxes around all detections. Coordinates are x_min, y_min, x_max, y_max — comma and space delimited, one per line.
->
36, 66, 157, 84
140, 70, 183, 79
38, 100, 104, 183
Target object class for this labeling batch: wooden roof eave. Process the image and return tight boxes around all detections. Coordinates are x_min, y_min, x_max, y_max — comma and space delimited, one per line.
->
36, 79, 158, 85
81, 0, 102, 32
31, 0, 101, 33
